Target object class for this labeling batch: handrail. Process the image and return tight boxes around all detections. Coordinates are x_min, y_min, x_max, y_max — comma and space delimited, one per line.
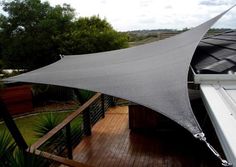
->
31, 92, 102, 150
30, 149, 91, 167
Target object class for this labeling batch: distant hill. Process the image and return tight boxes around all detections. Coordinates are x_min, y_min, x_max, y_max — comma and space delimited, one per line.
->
126, 29, 180, 47
126, 28, 233, 47
127, 29, 178, 37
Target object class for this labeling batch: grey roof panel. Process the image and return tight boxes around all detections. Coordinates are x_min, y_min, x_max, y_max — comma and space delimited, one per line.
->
203, 39, 235, 46
211, 36, 236, 41
226, 54, 236, 62
220, 31, 236, 36
192, 29, 236, 74
201, 60, 235, 73
194, 56, 219, 71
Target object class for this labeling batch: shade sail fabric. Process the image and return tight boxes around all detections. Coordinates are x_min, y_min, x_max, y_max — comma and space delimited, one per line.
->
4, 7, 233, 135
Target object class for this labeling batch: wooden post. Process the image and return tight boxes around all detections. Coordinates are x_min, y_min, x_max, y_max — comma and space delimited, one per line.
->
0, 99, 28, 151
83, 109, 91, 136
101, 94, 105, 118
65, 123, 73, 159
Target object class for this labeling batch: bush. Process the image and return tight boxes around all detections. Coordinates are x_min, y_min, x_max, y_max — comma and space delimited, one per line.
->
34, 112, 63, 138
7, 149, 49, 167
0, 130, 16, 166
0, 130, 47, 167
32, 84, 76, 105
33, 112, 83, 156
74, 89, 95, 104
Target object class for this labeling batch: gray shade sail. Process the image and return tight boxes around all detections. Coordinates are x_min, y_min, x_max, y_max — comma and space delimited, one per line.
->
4, 7, 234, 136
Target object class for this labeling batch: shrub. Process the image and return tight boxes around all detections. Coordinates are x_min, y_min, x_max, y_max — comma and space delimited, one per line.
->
0, 130, 16, 166
34, 112, 63, 138
33, 112, 83, 155
7, 149, 48, 167
0, 130, 47, 167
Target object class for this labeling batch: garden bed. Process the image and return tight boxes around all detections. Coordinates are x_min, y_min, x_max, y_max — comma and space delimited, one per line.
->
0, 104, 78, 145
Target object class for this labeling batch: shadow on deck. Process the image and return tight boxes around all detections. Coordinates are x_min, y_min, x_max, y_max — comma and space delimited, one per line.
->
69, 106, 221, 167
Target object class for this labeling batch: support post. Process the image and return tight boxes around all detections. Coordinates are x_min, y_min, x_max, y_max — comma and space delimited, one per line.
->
0, 99, 28, 151
83, 109, 91, 136
101, 94, 105, 118
65, 123, 73, 159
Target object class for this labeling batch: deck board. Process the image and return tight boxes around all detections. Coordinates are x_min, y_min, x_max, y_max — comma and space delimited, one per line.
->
70, 106, 221, 167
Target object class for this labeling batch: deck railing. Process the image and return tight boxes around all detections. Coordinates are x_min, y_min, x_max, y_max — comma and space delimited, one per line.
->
28, 93, 113, 167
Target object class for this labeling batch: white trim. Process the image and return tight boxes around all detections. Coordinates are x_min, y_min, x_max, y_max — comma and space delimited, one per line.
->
194, 74, 236, 84
200, 84, 236, 166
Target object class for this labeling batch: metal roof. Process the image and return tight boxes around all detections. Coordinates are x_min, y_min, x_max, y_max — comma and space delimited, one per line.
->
192, 30, 236, 74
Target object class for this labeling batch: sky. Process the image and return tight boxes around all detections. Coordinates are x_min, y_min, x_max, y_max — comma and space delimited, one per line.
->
34, 0, 236, 31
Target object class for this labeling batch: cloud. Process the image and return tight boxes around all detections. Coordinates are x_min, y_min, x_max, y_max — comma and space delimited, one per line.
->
42, 0, 236, 31
100, 0, 107, 4
165, 5, 172, 9
139, 0, 153, 8
199, 0, 234, 6
139, 17, 156, 24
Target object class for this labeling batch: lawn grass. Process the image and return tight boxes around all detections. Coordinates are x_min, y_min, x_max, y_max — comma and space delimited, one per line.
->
0, 111, 73, 145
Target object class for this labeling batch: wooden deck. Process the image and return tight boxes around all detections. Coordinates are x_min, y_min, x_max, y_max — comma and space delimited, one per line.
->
68, 106, 222, 167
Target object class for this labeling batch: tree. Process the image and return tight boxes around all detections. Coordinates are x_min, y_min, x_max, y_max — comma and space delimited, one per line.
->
0, 0, 128, 71
52, 16, 129, 55
0, 0, 75, 70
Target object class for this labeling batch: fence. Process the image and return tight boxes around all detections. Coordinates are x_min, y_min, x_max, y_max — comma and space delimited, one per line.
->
28, 93, 113, 166
0, 85, 33, 116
